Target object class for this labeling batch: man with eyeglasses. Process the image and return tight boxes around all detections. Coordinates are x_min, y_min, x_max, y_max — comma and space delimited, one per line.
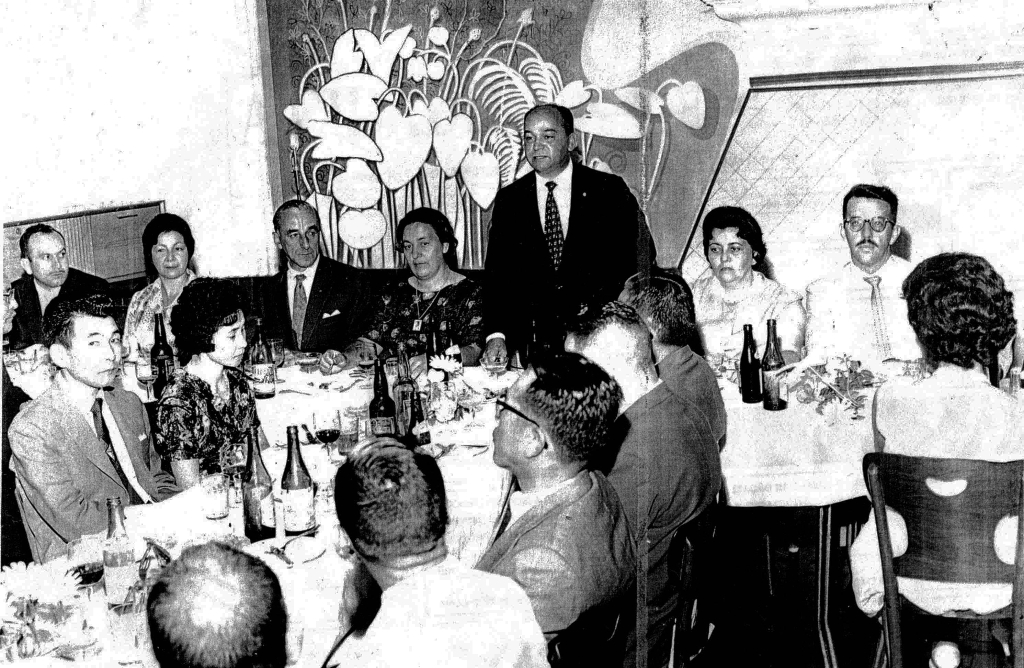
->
477, 352, 635, 647
8, 223, 109, 351
805, 184, 922, 364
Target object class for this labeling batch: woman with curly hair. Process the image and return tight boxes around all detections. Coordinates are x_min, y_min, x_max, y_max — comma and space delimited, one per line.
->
691, 206, 805, 362
851, 253, 1024, 622
155, 278, 265, 488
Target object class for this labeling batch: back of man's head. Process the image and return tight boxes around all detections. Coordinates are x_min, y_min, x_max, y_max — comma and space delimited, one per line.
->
334, 443, 447, 562
147, 542, 288, 668
565, 301, 654, 381
521, 352, 622, 467
620, 268, 698, 350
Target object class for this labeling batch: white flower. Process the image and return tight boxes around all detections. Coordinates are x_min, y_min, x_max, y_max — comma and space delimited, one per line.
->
427, 369, 445, 384
427, 26, 449, 47
407, 56, 427, 82
0, 562, 81, 607
429, 354, 462, 375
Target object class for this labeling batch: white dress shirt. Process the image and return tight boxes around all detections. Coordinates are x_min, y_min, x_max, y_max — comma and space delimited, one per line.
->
58, 373, 153, 503
534, 160, 573, 238
286, 255, 320, 316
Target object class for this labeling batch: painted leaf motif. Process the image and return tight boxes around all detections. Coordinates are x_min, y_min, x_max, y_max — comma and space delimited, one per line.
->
485, 126, 523, 188
434, 114, 473, 177
354, 25, 413, 82
467, 62, 536, 130
410, 97, 452, 127
666, 81, 706, 129
320, 73, 388, 122
460, 151, 500, 209
338, 208, 387, 249
615, 87, 665, 114
331, 29, 363, 78
575, 102, 643, 139
331, 159, 382, 209
307, 121, 383, 161
555, 80, 591, 108
374, 106, 432, 189
518, 57, 562, 105
283, 89, 330, 130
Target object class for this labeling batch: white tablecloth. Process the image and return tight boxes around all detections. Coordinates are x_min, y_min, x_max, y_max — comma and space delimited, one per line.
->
719, 381, 875, 507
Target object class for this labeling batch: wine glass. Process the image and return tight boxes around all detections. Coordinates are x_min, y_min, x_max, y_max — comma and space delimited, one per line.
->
480, 358, 507, 378
220, 442, 247, 479
314, 410, 343, 457
268, 338, 286, 368
136, 347, 157, 402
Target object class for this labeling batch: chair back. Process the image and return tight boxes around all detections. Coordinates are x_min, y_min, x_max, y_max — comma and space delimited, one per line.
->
547, 585, 635, 668
668, 498, 719, 668
862, 452, 1024, 668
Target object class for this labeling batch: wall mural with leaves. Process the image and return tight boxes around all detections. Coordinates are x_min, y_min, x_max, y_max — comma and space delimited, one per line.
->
266, 0, 737, 269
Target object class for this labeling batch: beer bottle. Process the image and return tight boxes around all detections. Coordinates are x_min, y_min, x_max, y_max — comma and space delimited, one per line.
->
404, 385, 431, 449
242, 426, 275, 542
151, 314, 175, 399
761, 319, 788, 411
249, 317, 277, 399
369, 357, 397, 436
103, 497, 135, 607
739, 323, 762, 404
280, 426, 315, 535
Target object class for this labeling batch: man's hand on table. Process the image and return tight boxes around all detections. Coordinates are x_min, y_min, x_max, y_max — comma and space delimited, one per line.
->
481, 337, 507, 366
318, 349, 348, 375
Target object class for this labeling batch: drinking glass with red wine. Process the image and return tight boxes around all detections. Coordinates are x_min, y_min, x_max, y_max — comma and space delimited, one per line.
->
314, 410, 343, 452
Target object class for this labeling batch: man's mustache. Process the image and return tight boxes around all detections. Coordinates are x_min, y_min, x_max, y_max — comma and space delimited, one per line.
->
857, 240, 878, 249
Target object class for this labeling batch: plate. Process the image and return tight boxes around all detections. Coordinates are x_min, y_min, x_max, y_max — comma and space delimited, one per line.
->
246, 535, 326, 565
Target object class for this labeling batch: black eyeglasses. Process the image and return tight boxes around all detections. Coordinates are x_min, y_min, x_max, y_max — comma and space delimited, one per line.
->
495, 399, 539, 427
844, 217, 893, 233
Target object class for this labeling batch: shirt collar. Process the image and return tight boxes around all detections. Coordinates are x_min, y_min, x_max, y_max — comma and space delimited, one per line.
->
534, 159, 573, 192
508, 473, 580, 524
55, 370, 103, 416
287, 255, 320, 282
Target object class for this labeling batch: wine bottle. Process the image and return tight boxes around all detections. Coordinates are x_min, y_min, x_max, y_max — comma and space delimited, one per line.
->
249, 317, 277, 399
369, 357, 397, 436
103, 497, 135, 607
392, 345, 417, 437
761, 319, 787, 411
151, 314, 175, 399
440, 320, 462, 366
280, 426, 315, 535
404, 385, 431, 449
739, 323, 762, 404
242, 426, 275, 542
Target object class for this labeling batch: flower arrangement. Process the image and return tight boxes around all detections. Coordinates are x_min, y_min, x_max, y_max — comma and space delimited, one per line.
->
790, 356, 878, 420
0, 562, 84, 662
427, 354, 462, 422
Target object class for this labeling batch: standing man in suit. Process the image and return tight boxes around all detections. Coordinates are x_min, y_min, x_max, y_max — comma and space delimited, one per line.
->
482, 104, 656, 365
8, 224, 109, 351
9, 295, 178, 562
477, 352, 635, 643
804, 184, 922, 364
262, 200, 375, 353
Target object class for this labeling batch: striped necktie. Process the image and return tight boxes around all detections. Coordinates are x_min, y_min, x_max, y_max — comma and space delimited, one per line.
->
544, 181, 565, 270
864, 275, 892, 359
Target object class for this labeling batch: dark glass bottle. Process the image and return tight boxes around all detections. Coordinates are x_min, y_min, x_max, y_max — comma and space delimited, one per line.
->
739, 323, 762, 404
249, 317, 277, 399
761, 320, 787, 411
369, 357, 397, 436
151, 314, 175, 399
103, 497, 135, 607
242, 426, 275, 542
280, 426, 314, 535
404, 386, 431, 449
439, 321, 462, 365
392, 345, 417, 437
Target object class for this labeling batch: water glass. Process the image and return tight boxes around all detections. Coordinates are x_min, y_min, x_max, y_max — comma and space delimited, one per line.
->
107, 604, 148, 664
268, 338, 286, 367
384, 357, 399, 398
1006, 368, 1021, 398
336, 414, 360, 459
201, 473, 229, 520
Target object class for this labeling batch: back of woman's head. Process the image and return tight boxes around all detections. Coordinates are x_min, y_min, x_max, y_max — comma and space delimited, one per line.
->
396, 208, 459, 269
701, 206, 768, 274
171, 278, 244, 363
903, 252, 1016, 370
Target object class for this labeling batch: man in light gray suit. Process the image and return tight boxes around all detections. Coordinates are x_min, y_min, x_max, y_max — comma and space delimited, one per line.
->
9, 295, 178, 562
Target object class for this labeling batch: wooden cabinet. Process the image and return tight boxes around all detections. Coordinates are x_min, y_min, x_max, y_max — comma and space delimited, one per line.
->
3, 202, 163, 285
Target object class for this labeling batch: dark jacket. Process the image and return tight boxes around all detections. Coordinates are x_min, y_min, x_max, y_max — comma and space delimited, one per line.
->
484, 163, 656, 353
261, 256, 375, 353
2, 368, 32, 566
658, 345, 728, 449
476, 471, 635, 639
8, 269, 110, 350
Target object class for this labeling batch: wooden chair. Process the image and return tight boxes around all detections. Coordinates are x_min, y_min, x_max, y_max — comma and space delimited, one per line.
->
668, 500, 719, 668
863, 452, 1024, 668
547, 585, 635, 668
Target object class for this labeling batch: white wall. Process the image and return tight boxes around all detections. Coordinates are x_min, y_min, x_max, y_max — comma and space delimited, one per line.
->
0, 0, 277, 277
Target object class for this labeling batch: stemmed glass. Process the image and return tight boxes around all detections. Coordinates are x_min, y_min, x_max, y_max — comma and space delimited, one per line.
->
314, 410, 343, 460
268, 338, 286, 368
135, 346, 156, 402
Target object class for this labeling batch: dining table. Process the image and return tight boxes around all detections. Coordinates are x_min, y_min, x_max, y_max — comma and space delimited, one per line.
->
708, 368, 881, 668
28, 361, 517, 668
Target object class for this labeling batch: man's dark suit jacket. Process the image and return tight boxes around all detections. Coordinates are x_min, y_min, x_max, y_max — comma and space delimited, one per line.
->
484, 163, 656, 354
2, 368, 32, 566
8, 269, 110, 350
262, 256, 375, 353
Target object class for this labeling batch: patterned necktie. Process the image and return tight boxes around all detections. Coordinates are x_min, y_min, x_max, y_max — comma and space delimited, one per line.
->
92, 398, 142, 505
544, 181, 564, 270
292, 273, 307, 349
864, 275, 892, 359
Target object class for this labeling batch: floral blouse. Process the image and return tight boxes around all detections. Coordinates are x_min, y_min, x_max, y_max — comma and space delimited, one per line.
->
154, 367, 260, 474
365, 277, 485, 358
124, 271, 196, 354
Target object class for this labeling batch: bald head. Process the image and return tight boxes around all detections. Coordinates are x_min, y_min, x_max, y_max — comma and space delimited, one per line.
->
564, 301, 655, 386
147, 542, 288, 668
